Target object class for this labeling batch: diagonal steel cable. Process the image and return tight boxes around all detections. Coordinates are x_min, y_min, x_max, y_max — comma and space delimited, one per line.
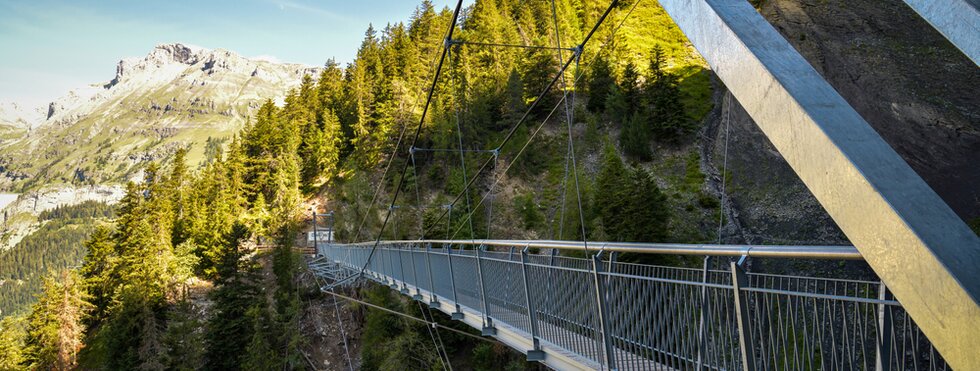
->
421, 0, 623, 238
434, 0, 633, 241
359, 0, 466, 275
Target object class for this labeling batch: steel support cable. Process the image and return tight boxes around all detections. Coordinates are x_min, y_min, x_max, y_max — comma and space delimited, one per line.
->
424, 304, 454, 371
444, 84, 570, 242
322, 289, 497, 343
420, 0, 621, 239
352, 35, 450, 242
452, 40, 577, 52
718, 92, 732, 244
352, 120, 409, 242
331, 289, 355, 371
411, 148, 497, 154
420, 54, 577, 238
359, 0, 465, 276
417, 301, 451, 371
311, 273, 355, 371
549, 0, 589, 253
410, 149, 426, 240
449, 44, 477, 242
440, 0, 630, 242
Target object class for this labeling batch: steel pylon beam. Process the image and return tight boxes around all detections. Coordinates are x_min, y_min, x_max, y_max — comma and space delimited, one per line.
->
903, 0, 980, 65
654, 0, 980, 368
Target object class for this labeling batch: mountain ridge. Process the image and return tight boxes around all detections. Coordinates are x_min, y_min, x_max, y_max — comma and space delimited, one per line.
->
0, 42, 322, 191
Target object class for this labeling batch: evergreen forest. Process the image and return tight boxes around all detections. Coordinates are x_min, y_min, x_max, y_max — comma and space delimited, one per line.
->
0, 0, 728, 369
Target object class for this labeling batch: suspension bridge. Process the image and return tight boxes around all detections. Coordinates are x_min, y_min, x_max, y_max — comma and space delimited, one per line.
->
309, 0, 980, 370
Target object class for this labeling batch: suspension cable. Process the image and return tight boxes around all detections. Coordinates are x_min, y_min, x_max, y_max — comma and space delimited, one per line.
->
331, 289, 355, 371
424, 0, 623, 239
351, 10, 458, 243
550, 0, 589, 251
411, 148, 497, 154
411, 149, 426, 240
445, 86, 570, 241
417, 301, 451, 371
360, 0, 465, 275
443, 0, 639, 242
450, 43, 477, 241
322, 290, 497, 343
718, 92, 732, 244
452, 40, 577, 52
421, 53, 576, 238
423, 304, 453, 371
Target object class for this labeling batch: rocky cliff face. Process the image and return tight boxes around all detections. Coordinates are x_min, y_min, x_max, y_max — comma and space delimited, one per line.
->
0, 43, 321, 190
708, 0, 980, 244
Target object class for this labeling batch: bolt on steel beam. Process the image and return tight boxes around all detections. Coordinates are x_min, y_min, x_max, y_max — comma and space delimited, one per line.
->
655, 0, 980, 368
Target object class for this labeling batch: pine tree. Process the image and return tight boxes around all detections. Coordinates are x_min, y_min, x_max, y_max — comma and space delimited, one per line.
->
22, 270, 90, 370
242, 305, 278, 370
205, 223, 260, 371
0, 316, 26, 370
587, 55, 616, 113
594, 145, 670, 242
161, 301, 204, 371
80, 225, 116, 321
644, 45, 688, 143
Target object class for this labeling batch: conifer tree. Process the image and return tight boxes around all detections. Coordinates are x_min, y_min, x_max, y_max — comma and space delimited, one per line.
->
644, 46, 688, 143
0, 316, 26, 369
242, 305, 278, 370
594, 145, 670, 241
205, 223, 260, 370
587, 55, 616, 113
161, 301, 203, 371
22, 270, 90, 370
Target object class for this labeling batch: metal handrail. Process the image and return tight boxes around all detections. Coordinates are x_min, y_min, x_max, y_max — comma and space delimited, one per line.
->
339, 239, 862, 260
315, 241, 947, 370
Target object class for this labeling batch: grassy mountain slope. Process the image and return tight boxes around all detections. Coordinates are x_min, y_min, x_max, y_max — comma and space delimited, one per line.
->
0, 44, 319, 191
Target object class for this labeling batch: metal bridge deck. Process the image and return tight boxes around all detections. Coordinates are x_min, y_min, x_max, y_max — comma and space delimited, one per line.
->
314, 241, 950, 371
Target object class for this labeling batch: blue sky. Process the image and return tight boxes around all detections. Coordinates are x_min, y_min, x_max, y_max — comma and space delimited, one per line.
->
0, 0, 466, 108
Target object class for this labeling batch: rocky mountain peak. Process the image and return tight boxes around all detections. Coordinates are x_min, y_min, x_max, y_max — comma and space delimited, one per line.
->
106, 43, 210, 88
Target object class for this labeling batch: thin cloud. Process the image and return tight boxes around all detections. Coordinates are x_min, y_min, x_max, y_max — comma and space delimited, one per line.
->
272, 0, 344, 21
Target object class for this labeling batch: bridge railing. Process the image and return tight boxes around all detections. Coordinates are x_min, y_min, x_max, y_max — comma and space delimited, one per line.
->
318, 240, 949, 371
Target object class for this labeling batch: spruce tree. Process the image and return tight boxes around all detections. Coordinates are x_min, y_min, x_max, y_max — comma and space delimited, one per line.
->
22, 270, 89, 370
645, 46, 688, 143
204, 223, 260, 371
587, 55, 616, 113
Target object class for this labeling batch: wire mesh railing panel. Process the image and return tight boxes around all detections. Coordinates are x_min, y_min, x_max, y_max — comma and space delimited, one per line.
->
428, 249, 454, 299
412, 248, 431, 293
742, 288, 950, 371
604, 270, 698, 370
451, 252, 483, 311
527, 262, 604, 364
315, 243, 952, 371
481, 256, 531, 333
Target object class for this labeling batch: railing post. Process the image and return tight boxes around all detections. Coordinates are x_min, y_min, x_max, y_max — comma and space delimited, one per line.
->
394, 244, 403, 290
508, 247, 515, 309
410, 243, 423, 301
520, 246, 545, 361
731, 256, 755, 371
311, 210, 318, 251
426, 243, 439, 308
592, 250, 617, 371
696, 256, 711, 370
398, 244, 409, 294
447, 244, 464, 319
476, 245, 496, 335
875, 283, 894, 371
546, 249, 558, 332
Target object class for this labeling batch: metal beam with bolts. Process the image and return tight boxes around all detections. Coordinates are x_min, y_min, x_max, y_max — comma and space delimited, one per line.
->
655, 0, 980, 368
